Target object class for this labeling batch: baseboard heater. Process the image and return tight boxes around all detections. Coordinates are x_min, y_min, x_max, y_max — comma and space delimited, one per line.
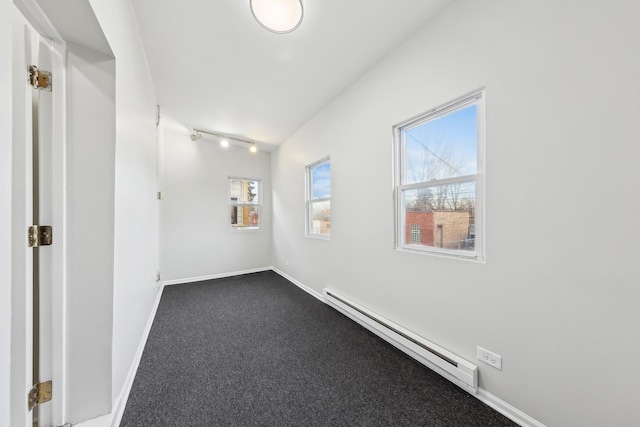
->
323, 289, 478, 394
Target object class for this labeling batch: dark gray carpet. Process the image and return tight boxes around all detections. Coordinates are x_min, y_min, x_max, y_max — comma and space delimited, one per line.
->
120, 271, 517, 426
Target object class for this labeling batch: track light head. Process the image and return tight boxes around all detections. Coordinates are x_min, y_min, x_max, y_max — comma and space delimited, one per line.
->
249, 143, 257, 153
190, 132, 202, 141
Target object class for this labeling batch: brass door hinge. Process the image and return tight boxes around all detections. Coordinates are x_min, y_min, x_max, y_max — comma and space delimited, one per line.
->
28, 65, 52, 91
28, 225, 53, 248
28, 380, 52, 411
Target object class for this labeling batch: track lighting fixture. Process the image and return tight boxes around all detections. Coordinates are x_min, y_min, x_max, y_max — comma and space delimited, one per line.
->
190, 128, 259, 153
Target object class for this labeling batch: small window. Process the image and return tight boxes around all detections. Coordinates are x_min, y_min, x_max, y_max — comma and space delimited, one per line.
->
306, 157, 331, 238
229, 178, 261, 230
394, 91, 484, 259
410, 224, 421, 244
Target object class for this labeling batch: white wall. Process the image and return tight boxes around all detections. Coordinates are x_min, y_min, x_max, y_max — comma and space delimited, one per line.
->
161, 124, 272, 281
0, 0, 12, 424
271, 1, 640, 426
65, 43, 116, 423
88, 0, 161, 412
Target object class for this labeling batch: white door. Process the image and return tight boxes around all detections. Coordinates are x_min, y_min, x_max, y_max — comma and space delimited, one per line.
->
12, 7, 63, 427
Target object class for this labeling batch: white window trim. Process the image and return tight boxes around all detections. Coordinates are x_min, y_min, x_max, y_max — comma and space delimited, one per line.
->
228, 176, 262, 231
393, 90, 485, 261
306, 156, 331, 239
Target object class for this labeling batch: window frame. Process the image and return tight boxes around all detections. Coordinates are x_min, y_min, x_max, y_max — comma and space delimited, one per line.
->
393, 90, 485, 260
306, 156, 331, 239
228, 177, 262, 231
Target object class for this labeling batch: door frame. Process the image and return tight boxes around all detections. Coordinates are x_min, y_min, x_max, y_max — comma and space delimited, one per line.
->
10, 4, 66, 426
10, 1, 115, 425
34, 31, 67, 427
0, 0, 14, 424
10, 8, 35, 427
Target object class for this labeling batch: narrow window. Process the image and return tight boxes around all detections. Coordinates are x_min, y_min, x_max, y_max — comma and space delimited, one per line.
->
410, 224, 421, 244
306, 157, 331, 238
394, 91, 484, 259
229, 178, 261, 230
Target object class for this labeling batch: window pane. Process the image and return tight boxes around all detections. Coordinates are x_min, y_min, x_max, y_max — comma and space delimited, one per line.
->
230, 179, 259, 203
404, 104, 477, 185
403, 182, 475, 252
311, 162, 331, 199
231, 205, 260, 229
310, 200, 330, 236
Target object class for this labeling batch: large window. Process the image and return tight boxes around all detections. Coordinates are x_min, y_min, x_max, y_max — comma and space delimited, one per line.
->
394, 91, 484, 259
229, 178, 261, 230
306, 157, 331, 238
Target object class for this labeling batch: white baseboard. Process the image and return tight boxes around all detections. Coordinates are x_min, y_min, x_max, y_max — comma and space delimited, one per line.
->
110, 284, 165, 427
74, 413, 112, 427
273, 269, 544, 427
163, 266, 272, 286
271, 267, 324, 302
476, 388, 546, 427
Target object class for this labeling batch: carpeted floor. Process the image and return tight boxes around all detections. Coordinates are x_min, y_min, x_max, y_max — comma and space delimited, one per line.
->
120, 271, 517, 426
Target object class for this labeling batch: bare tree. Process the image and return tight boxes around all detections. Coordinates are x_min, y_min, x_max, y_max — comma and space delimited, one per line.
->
406, 139, 462, 183
406, 137, 471, 212
247, 181, 256, 202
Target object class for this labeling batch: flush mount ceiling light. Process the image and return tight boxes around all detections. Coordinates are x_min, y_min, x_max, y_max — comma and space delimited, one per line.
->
250, 0, 303, 34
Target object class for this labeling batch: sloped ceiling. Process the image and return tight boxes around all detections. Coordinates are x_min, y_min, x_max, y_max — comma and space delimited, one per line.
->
133, 0, 453, 149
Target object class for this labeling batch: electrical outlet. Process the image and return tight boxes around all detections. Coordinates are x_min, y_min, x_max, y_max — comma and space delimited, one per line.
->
477, 346, 502, 370
285, 260, 289, 267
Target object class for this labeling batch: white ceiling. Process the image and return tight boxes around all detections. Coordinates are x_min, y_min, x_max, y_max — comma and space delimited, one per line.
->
132, 0, 453, 149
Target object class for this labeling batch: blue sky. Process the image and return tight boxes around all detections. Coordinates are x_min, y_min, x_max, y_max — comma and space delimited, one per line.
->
405, 104, 477, 179
312, 163, 331, 198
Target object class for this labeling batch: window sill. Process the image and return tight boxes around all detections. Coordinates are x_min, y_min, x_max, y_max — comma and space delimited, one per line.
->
396, 245, 485, 263
230, 227, 262, 232
306, 234, 330, 240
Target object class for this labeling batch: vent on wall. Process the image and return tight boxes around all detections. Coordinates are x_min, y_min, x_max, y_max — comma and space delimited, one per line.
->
323, 289, 478, 394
